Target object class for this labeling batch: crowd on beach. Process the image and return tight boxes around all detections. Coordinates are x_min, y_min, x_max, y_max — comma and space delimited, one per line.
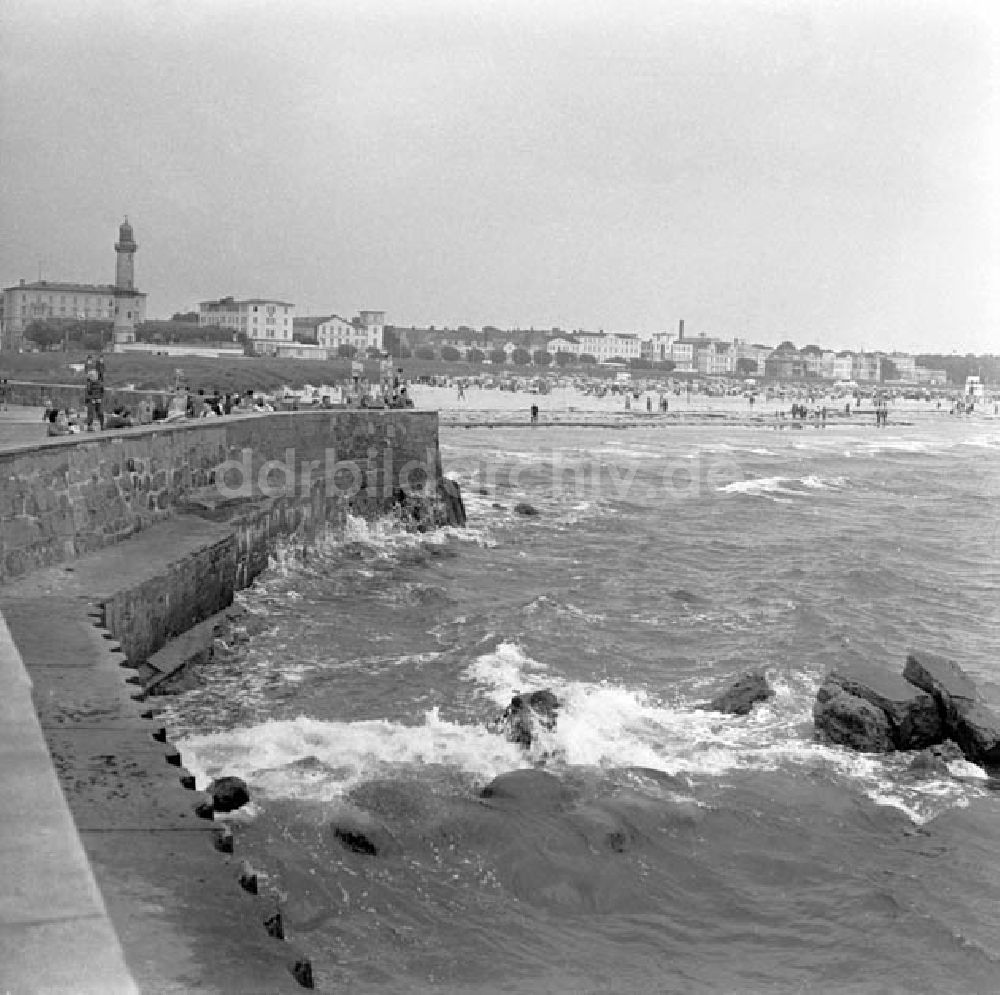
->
26, 357, 995, 439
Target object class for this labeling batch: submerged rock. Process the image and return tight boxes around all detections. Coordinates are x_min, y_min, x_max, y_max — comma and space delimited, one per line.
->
208, 775, 251, 813
330, 809, 400, 857
702, 670, 774, 716
513, 502, 540, 517
813, 680, 894, 753
907, 740, 966, 777
480, 769, 573, 808
487, 689, 560, 748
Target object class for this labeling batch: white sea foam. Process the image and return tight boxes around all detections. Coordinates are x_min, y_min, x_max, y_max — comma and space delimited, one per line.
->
178, 638, 987, 825
178, 708, 530, 802
717, 474, 847, 498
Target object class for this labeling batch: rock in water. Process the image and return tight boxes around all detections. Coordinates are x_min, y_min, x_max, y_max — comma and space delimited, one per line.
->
702, 670, 774, 715
907, 740, 966, 777
904, 650, 1000, 765
330, 808, 400, 857
480, 769, 573, 808
813, 680, 894, 752
821, 665, 941, 750
208, 775, 251, 813
513, 502, 539, 517
488, 689, 559, 748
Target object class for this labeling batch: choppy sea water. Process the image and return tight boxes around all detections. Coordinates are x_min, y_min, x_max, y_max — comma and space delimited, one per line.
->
168, 414, 1000, 994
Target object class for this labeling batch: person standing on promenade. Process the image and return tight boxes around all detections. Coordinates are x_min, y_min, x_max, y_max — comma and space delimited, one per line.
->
83, 355, 105, 431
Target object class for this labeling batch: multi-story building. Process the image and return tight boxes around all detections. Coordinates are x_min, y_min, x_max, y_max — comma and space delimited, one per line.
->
575, 331, 641, 363
1, 218, 147, 352
545, 335, 579, 357
315, 315, 364, 352
832, 352, 854, 380
199, 297, 295, 355
800, 345, 824, 377
852, 352, 882, 382
357, 310, 385, 353
670, 338, 696, 371
731, 341, 773, 376
887, 353, 917, 381
642, 331, 677, 362
694, 338, 733, 375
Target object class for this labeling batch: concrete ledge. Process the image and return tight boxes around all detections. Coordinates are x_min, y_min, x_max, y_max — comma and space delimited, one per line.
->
0, 611, 137, 994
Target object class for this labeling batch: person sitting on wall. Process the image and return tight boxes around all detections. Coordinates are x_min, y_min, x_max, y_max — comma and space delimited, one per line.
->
46, 408, 72, 436
165, 391, 188, 422
64, 408, 83, 434
104, 406, 133, 430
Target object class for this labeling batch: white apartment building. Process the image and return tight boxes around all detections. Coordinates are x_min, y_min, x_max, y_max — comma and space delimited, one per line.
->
575, 331, 641, 363
670, 339, 696, 371
695, 340, 733, 376
643, 331, 677, 362
316, 315, 366, 352
199, 297, 295, 355
545, 335, 579, 356
832, 353, 855, 380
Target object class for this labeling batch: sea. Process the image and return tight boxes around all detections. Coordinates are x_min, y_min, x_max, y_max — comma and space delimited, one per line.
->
166, 396, 1000, 994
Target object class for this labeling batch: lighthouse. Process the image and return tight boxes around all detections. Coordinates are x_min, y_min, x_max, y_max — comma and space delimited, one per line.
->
112, 217, 139, 349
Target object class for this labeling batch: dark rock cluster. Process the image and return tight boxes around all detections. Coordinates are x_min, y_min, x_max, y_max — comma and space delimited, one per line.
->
814, 650, 1000, 768
488, 689, 560, 748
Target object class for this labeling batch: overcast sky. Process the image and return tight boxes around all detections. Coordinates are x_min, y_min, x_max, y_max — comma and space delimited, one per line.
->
2, 0, 997, 353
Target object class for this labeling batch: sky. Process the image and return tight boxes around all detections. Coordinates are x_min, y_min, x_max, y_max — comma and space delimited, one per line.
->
1, 0, 998, 354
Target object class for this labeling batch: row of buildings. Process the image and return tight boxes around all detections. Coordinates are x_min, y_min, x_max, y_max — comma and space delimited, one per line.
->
383, 324, 948, 384
0, 219, 950, 384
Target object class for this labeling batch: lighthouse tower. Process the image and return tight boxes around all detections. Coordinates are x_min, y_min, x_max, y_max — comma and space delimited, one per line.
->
112, 217, 139, 348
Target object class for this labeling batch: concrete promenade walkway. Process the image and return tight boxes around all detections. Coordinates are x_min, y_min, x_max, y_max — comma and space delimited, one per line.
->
0, 518, 308, 993
0, 610, 137, 994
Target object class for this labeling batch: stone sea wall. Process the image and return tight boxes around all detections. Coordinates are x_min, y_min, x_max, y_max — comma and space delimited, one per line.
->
0, 409, 443, 583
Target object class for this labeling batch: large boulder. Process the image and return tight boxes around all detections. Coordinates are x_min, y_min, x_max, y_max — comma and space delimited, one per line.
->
207, 775, 250, 813
903, 650, 980, 705
702, 670, 774, 716
904, 651, 1000, 766
813, 681, 894, 753
487, 689, 559, 749
824, 665, 941, 750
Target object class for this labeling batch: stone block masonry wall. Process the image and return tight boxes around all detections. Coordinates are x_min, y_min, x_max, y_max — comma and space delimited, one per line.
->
101, 533, 237, 664
0, 409, 442, 583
